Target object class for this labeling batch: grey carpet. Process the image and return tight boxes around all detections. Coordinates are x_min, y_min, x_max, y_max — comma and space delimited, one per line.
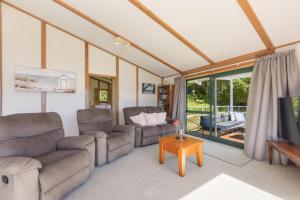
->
64, 143, 300, 200
200, 138, 252, 167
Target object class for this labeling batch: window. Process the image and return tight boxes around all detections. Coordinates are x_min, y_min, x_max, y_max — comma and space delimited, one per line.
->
99, 89, 108, 103
186, 67, 253, 148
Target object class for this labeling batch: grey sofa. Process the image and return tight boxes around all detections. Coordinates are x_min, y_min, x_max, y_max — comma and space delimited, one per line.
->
77, 108, 135, 166
200, 113, 245, 133
123, 106, 176, 147
0, 112, 95, 200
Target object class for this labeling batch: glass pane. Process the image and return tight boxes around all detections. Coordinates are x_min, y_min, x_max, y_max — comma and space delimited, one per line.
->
214, 74, 251, 144
187, 78, 210, 112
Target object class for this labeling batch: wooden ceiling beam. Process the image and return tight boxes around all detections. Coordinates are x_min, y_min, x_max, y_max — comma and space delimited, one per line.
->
2, 0, 163, 78
52, 0, 182, 73
129, 0, 214, 64
186, 60, 255, 80
237, 0, 274, 50
182, 48, 274, 75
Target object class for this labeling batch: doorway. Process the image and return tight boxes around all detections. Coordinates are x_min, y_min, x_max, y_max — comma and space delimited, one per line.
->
186, 68, 253, 148
89, 75, 115, 110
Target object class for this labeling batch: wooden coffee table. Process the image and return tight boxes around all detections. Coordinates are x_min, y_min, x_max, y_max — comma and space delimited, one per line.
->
159, 135, 203, 177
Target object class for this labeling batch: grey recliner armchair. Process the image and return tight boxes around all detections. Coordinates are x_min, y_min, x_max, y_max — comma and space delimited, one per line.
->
0, 112, 95, 200
77, 108, 135, 166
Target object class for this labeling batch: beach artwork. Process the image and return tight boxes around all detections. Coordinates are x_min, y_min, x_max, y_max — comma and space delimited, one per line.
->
15, 66, 76, 93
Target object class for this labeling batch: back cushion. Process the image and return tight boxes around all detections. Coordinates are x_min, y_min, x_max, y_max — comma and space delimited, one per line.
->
123, 106, 164, 125
0, 112, 64, 157
0, 129, 64, 157
77, 108, 116, 133
123, 107, 147, 125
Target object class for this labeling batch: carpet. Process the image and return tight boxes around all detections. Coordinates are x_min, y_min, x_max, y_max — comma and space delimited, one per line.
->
64, 143, 300, 200
200, 138, 252, 167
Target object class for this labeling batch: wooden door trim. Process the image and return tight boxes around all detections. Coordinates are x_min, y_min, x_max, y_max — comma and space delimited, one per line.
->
41, 22, 46, 112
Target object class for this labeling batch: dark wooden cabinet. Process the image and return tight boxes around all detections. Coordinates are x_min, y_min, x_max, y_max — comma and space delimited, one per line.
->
157, 85, 174, 119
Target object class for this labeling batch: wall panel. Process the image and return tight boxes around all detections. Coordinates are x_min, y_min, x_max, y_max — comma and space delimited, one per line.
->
2, 4, 41, 115
46, 26, 85, 136
88, 45, 116, 76
119, 59, 137, 124
138, 69, 161, 106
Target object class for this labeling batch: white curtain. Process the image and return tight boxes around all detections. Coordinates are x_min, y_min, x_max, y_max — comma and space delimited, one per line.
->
245, 50, 300, 163
172, 76, 186, 129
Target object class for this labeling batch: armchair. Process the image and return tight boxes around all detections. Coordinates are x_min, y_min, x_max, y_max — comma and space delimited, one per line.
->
0, 112, 95, 200
77, 108, 135, 166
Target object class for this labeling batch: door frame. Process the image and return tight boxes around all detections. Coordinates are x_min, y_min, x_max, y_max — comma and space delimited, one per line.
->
185, 67, 254, 149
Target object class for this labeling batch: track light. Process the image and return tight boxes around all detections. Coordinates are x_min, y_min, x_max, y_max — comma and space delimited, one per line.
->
114, 36, 130, 50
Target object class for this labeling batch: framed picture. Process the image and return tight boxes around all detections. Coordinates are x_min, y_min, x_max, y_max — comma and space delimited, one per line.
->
15, 66, 76, 93
142, 83, 155, 94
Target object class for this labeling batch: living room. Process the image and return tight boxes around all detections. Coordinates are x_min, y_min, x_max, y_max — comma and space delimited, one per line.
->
0, 1, 300, 200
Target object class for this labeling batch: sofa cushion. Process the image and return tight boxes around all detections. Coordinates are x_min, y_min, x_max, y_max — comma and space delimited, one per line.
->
221, 113, 230, 122
107, 132, 131, 151
147, 106, 164, 113
37, 150, 89, 194
144, 113, 158, 126
141, 126, 161, 137
234, 112, 245, 122
216, 121, 245, 131
0, 129, 64, 157
156, 112, 167, 124
77, 108, 116, 133
123, 107, 148, 125
0, 112, 63, 140
157, 124, 176, 135
129, 112, 147, 126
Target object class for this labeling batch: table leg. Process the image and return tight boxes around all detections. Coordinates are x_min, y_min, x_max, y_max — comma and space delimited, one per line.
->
178, 148, 186, 177
268, 142, 273, 165
159, 142, 165, 164
196, 144, 203, 167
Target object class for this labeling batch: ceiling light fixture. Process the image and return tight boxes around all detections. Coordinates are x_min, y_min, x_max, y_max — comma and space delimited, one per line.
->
114, 36, 130, 50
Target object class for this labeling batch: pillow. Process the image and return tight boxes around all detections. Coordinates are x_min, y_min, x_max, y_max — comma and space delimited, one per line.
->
155, 112, 167, 125
230, 113, 236, 121
143, 113, 158, 126
234, 112, 245, 122
129, 112, 147, 126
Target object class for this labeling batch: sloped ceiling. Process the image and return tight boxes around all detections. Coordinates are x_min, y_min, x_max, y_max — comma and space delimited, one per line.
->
4, 0, 300, 77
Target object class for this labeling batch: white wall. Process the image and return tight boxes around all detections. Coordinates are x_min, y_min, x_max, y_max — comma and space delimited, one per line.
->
89, 45, 116, 76
138, 69, 161, 106
46, 26, 85, 136
1, 5, 164, 131
2, 4, 41, 115
163, 74, 179, 85
119, 60, 137, 124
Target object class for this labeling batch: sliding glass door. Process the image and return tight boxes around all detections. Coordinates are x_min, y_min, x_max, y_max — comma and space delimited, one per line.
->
186, 68, 253, 148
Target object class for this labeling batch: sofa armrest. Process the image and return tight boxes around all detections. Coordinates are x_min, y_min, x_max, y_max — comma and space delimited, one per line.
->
113, 125, 135, 133
0, 157, 42, 176
80, 131, 108, 166
82, 131, 108, 138
57, 135, 94, 150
